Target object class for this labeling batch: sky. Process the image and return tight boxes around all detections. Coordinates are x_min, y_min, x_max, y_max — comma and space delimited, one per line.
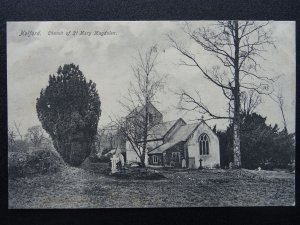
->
7, 21, 296, 136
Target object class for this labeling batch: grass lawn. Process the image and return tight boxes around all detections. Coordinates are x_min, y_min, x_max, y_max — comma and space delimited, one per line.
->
8, 162, 295, 208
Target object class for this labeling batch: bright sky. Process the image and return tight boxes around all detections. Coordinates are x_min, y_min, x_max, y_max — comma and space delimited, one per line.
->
7, 21, 296, 136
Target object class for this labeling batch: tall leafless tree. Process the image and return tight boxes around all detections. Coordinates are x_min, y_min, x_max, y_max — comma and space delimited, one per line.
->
113, 45, 166, 167
272, 90, 288, 133
13, 121, 23, 141
169, 21, 274, 167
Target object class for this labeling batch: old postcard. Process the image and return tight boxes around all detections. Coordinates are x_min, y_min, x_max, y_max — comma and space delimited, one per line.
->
7, 21, 295, 208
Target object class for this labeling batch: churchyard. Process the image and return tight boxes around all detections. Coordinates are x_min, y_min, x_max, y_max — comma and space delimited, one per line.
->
8, 159, 295, 208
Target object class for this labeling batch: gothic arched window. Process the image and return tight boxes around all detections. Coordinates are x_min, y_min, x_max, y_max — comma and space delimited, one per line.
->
199, 133, 209, 155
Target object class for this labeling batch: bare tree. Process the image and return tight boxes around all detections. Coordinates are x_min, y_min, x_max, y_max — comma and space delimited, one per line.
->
169, 21, 274, 167
94, 128, 106, 154
114, 45, 166, 167
94, 125, 118, 155
272, 91, 288, 133
8, 126, 17, 149
13, 121, 23, 141
240, 90, 262, 116
25, 125, 45, 147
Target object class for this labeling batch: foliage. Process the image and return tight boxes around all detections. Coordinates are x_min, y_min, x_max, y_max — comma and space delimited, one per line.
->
8, 139, 30, 153
8, 124, 29, 152
8, 149, 64, 178
101, 148, 112, 156
98, 155, 111, 163
25, 125, 45, 147
36, 64, 101, 166
8, 152, 29, 178
218, 113, 295, 169
94, 126, 119, 156
89, 154, 111, 163
216, 130, 233, 168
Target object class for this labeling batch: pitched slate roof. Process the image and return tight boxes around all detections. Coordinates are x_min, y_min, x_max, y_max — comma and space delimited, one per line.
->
148, 120, 178, 140
148, 123, 200, 154
148, 142, 178, 154
168, 123, 199, 142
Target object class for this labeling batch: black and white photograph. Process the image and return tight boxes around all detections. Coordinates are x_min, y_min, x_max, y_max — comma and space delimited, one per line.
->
7, 21, 295, 208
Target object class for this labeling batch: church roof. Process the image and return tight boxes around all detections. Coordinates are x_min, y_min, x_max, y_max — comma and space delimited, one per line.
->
148, 122, 200, 154
168, 123, 199, 143
148, 142, 178, 154
148, 120, 179, 140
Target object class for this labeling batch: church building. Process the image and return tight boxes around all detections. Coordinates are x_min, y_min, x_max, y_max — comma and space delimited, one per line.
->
125, 103, 220, 169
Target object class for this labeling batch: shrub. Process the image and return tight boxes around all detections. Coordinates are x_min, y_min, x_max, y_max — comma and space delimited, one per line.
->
8, 152, 29, 178
88, 154, 100, 163
27, 149, 64, 174
260, 162, 274, 171
98, 155, 111, 163
8, 140, 30, 153
88, 154, 111, 163
8, 149, 64, 179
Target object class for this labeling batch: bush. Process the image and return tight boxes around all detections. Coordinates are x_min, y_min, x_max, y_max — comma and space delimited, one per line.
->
260, 162, 275, 171
8, 152, 29, 178
8, 140, 30, 153
88, 154, 111, 163
28, 149, 64, 174
102, 148, 112, 156
8, 149, 64, 178
88, 154, 100, 163
98, 155, 111, 163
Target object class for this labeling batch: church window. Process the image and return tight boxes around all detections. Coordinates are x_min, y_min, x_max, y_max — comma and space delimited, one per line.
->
153, 155, 158, 163
199, 133, 209, 155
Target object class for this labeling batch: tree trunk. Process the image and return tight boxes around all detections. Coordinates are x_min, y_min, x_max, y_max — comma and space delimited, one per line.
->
233, 114, 241, 167
279, 103, 288, 133
140, 152, 146, 167
141, 72, 150, 168
233, 21, 242, 168
141, 101, 149, 168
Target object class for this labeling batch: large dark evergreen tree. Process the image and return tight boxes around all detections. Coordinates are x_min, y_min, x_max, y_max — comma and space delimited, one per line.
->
36, 64, 101, 166
218, 112, 294, 169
